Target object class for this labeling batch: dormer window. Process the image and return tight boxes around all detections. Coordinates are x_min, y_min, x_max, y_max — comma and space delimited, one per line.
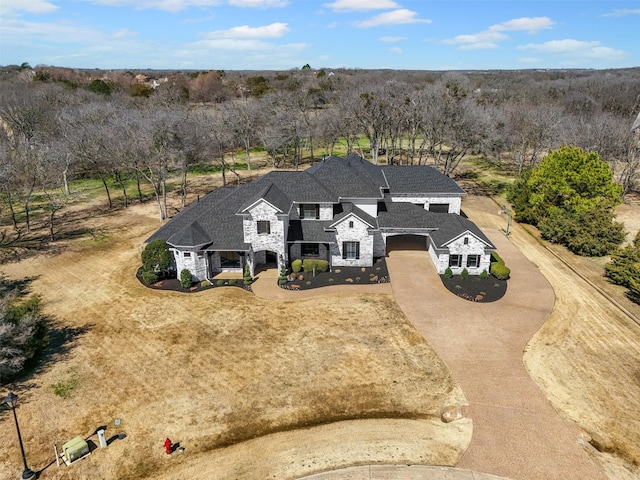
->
300, 204, 319, 220
349, 221, 354, 228
257, 220, 271, 235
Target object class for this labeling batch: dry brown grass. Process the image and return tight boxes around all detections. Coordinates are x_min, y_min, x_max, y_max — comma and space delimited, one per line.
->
0, 198, 468, 480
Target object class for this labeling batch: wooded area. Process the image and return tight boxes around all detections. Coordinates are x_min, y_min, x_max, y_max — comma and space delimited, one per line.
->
1, 64, 639, 248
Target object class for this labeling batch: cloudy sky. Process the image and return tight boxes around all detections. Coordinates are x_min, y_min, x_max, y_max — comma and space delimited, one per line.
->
1, 0, 639, 70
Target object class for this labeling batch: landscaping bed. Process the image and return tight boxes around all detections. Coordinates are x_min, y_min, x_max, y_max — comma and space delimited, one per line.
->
439, 274, 507, 302
136, 269, 253, 293
281, 257, 390, 291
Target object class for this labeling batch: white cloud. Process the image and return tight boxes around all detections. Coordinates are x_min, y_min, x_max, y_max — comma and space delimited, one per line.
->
519, 39, 627, 60
354, 9, 431, 28
1, 0, 59, 15
442, 16, 553, 50
379, 36, 406, 43
92, 0, 222, 13
389, 47, 402, 55
601, 8, 640, 18
490, 16, 554, 33
324, 0, 399, 12
228, 0, 289, 7
204, 23, 290, 39
441, 31, 507, 49
112, 29, 138, 39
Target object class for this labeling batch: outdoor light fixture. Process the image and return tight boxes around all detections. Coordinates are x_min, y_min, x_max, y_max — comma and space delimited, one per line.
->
4, 392, 36, 480
499, 205, 512, 237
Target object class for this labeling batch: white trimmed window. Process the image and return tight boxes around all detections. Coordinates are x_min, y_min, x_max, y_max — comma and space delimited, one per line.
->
449, 254, 462, 267
257, 220, 271, 235
343, 241, 360, 260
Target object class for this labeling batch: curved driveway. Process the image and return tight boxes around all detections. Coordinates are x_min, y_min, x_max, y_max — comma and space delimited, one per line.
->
255, 197, 608, 480
383, 203, 606, 480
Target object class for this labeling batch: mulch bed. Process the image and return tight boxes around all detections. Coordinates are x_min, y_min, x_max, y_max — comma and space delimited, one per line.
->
439, 274, 508, 302
280, 257, 390, 291
137, 270, 252, 293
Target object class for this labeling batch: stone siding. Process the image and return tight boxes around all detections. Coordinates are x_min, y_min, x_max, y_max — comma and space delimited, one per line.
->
331, 215, 373, 267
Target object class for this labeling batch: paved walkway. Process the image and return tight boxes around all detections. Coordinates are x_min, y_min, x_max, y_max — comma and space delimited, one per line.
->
252, 199, 607, 480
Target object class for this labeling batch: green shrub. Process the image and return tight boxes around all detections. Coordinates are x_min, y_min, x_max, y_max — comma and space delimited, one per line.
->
306, 281, 312, 286
480, 269, 489, 279
278, 278, 288, 285
141, 270, 158, 285
444, 267, 453, 278
461, 268, 469, 279
291, 259, 302, 273
243, 263, 252, 283
216, 279, 224, 286
180, 269, 192, 288
141, 239, 172, 275
355, 276, 361, 282
302, 258, 328, 273
228, 279, 237, 285
491, 262, 511, 280
328, 278, 334, 283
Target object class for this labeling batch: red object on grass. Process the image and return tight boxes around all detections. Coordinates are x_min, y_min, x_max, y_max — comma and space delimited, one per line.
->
164, 438, 172, 454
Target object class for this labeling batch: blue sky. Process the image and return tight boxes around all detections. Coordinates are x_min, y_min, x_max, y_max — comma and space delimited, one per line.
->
1, 0, 639, 70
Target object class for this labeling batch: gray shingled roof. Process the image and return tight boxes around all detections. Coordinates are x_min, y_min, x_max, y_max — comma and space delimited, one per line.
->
382, 165, 465, 195
307, 155, 384, 199
429, 214, 496, 249
146, 155, 477, 252
287, 220, 336, 243
330, 202, 377, 228
377, 202, 442, 230
239, 182, 290, 214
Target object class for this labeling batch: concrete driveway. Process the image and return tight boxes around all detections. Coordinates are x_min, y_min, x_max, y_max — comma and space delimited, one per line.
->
384, 223, 606, 480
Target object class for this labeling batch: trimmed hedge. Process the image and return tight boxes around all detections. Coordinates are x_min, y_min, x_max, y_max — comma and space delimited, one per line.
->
302, 259, 329, 273
291, 259, 303, 273
490, 251, 511, 280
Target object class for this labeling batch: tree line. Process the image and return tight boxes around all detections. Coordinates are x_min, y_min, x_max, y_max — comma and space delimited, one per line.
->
0, 65, 639, 243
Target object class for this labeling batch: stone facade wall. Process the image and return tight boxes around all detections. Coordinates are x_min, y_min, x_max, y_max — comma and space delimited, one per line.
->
331, 215, 373, 267
243, 201, 286, 268
442, 234, 492, 275
172, 249, 209, 281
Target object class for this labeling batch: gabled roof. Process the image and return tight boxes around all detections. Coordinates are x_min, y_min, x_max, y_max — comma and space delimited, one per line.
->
167, 220, 210, 248
240, 182, 289, 214
329, 202, 376, 229
429, 214, 495, 249
382, 165, 465, 195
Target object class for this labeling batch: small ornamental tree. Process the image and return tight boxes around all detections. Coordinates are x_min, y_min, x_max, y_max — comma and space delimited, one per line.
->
141, 239, 173, 276
180, 269, 193, 289
243, 263, 253, 285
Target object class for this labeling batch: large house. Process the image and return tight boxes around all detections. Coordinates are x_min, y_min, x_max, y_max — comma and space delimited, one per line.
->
146, 154, 496, 280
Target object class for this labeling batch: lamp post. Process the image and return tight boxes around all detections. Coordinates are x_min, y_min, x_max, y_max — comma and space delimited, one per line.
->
499, 204, 512, 237
4, 392, 36, 480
